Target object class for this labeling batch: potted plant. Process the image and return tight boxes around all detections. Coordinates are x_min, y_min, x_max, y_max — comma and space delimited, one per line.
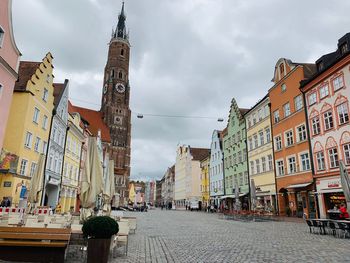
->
82, 216, 119, 263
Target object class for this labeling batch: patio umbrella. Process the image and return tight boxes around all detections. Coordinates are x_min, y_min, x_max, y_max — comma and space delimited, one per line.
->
251, 178, 257, 211
234, 177, 241, 212
80, 137, 104, 221
340, 161, 350, 214
28, 154, 45, 205
103, 159, 115, 214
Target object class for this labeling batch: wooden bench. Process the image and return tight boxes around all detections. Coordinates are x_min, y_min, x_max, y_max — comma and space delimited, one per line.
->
0, 226, 71, 262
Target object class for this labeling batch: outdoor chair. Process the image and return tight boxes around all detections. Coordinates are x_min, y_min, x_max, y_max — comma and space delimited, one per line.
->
337, 223, 349, 239
311, 220, 321, 234
306, 220, 314, 233
327, 221, 337, 236
112, 220, 129, 257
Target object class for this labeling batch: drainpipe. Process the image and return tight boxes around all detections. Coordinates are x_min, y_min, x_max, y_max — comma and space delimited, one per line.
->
41, 109, 56, 206
57, 126, 70, 206
268, 102, 279, 215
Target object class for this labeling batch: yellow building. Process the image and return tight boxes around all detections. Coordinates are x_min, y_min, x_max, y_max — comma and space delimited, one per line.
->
0, 53, 55, 206
60, 100, 84, 213
245, 95, 276, 212
200, 156, 210, 209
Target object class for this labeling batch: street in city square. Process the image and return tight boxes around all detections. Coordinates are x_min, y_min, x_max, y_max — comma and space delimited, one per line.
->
1, 0, 350, 262
112, 209, 350, 263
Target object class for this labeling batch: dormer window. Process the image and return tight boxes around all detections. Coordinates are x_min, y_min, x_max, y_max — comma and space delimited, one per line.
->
0, 26, 4, 48
317, 61, 324, 71
281, 83, 287, 93
279, 63, 285, 77
340, 42, 348, 55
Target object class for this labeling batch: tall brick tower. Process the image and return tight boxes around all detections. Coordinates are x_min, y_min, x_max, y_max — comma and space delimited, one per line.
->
101, 2, 131, 205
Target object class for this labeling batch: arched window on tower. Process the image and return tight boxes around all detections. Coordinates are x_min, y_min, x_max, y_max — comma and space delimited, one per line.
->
119, 71, 123, 79
110, 69, 115, 79
121, 49, 124, 56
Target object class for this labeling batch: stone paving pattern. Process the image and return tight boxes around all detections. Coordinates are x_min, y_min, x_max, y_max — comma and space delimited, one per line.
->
113, 209, 350, 263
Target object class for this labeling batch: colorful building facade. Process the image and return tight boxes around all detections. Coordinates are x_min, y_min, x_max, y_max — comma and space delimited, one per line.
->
245, 95, 276, 212
1, 54, 55, 206
209, 130, 224, 207
223, 99, 249, 210
200, 156, 210, 209
269, 58, 317, 218
301, 33, 350, 218
61, 101, 84, 213
0, 0, 21, 152
42, 81, 68, 208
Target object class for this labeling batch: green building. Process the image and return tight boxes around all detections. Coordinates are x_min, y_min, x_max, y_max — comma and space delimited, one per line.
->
223, 98, 249, 210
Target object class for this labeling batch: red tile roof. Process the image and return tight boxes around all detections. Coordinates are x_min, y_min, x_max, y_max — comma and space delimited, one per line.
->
14, 61, 41, 91
190, 147, 210, 161
69, 102, 111, 143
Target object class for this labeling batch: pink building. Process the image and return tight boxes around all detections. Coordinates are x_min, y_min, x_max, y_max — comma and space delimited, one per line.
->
0, 0, 21, 152
301, 33, 350, 218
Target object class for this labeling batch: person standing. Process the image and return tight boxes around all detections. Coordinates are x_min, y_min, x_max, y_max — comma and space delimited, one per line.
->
339, 203, 349, 219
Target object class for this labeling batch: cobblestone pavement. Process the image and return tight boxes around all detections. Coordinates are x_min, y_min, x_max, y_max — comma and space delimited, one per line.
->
112, 209, 350, 263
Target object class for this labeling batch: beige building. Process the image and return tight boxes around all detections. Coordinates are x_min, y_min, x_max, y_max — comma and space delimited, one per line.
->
245, 95, 276, 212
174, 145, 209, 208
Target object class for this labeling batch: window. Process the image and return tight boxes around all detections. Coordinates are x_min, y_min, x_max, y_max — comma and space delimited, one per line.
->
258, 109, 263, 120
275, 136, 282, 151
315, 151, 325, 171
268, 155, 273, 171
33, 108, 40, 123
288, 156, 296, 174
333, 76, 344, 91
121, 49, 124, 56
238, 151, 242, 163
337, 103, 349, 125
300, 153, 311, 171
46, 74, 50, 83
285, 130, 294, 146
250, 161, 255, 175
319, 84, 329, 99
256, 159, 260, 174
42, 115, 48, 130
276, 160, 284, 176
24, 132, 32, 148
259, 130, 264, 145
324, 111, 334, 130
42, 141, 47, 154
48, 155, 53, 171
34, 137, 40, 152
118, 71, 123, 79
281, 83, 286, 92
294, 95, 303, 111
43, 88, 48, 102
237, 132, 241, 142
340, 43, 348, 55
312, 117, 321, 135
254, 134, 258, 148
52, 126, 57, 142
261, 157, 266, 172
328, 148, 339, 168
265, 127, 271, 143
344, 144, 350, 165
19, 159, 28, 176
279, 64, 285, 77
30, 163, 37, 177
308, 92, 317, 106
297, 125, 307, 142
243, 150, 247, 162
274, 110, 280, 123
0, 27, 4, 47
248, 118, 251, 128
283, 103, 291, 117
253, 114, 256, 125
248, 137, 253, 150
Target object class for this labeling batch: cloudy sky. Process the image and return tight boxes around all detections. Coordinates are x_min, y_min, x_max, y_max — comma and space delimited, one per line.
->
12, 0, 350, 181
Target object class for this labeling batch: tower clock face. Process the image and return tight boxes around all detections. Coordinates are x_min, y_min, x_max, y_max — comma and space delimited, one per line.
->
115, 83, 125, 93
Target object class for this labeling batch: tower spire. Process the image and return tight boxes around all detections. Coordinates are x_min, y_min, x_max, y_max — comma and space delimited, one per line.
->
114, 2, 127, 40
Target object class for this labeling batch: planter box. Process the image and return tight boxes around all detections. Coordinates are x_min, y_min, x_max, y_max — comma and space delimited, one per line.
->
87, 238, 111, 263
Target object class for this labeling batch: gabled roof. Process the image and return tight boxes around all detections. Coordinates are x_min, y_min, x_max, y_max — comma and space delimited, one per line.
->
69, 103, 111, 143
14, 61, 41, 91
190, 147, 210, 161
53, 79, 68, 108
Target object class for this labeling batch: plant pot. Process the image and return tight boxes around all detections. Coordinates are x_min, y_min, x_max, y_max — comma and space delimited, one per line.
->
87, 237, 111, 263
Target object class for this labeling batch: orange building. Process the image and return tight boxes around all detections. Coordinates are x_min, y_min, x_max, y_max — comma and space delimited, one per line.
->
269, 58, 317, 218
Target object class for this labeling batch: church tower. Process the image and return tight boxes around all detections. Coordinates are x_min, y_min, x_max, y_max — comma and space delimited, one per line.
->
101, 2, 131, 205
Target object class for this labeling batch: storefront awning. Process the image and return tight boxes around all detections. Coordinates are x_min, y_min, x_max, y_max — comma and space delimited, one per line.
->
256, 191, 271, 197
220, 193, 247, 199
286, 182, 312, 189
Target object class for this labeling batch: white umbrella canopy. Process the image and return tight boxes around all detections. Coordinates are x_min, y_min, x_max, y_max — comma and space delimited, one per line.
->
250, 179, 257, 211
340, 161, 350, 214
80, 137, 104, 221
28, 154, 45, 205
103, 159, 115, 214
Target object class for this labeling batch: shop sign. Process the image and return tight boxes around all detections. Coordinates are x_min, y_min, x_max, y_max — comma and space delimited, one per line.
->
317, 177, 342, 190
328, 180, 340, 188
3, 181, 11, 187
